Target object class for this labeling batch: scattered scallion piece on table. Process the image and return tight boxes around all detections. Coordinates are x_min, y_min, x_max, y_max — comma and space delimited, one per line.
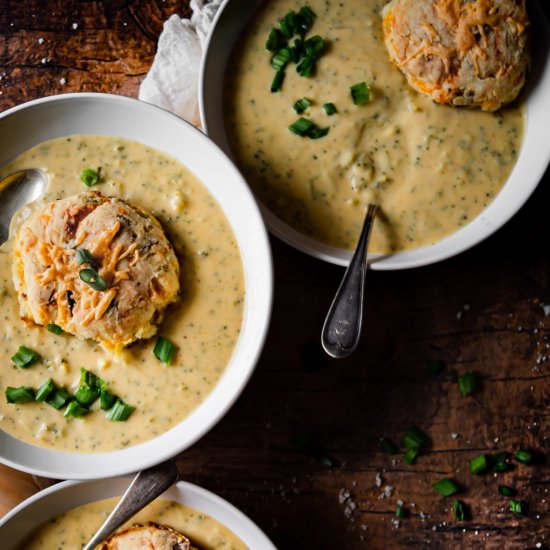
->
79, 268, 108, 291
11, 346, 40, 369
271, 70, 285, 92
509, 499, 527, 516
380, 437, 398, 454
35, 378, 55, 402
293, 97, 312, 114
396, 505, 408, 519
498, 485, 517, 497
350, 82, 371, 106
153, 336, 176, 365
266, 28, 284, 52
458, 371, 476, 397
401, 426, 428, 451
514, 448, 533, 465
46, 387, 72, 410
492, 452, 512, 472
452, 499, 467, 520
46, 323, 64, 335
5, 386, 35, 404
403, 448, 418, 465
80, 167, 101, 187
75, 248, 94, 266
64, 400, 90, 418
322, 102, 337, 115
470, 454, 489, 475
107, 399, 135, 421
433, 478, 459, 497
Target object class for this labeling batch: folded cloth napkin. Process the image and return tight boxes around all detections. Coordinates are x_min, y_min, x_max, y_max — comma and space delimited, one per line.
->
139, 0, 223, 127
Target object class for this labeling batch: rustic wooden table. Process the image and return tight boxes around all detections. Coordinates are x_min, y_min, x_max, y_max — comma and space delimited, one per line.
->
0, 1, 549, 549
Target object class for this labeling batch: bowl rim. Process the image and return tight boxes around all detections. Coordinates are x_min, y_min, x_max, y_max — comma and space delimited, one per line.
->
199, 0, 550, 269
0, 92, 274, 479
0, 477, 277, 549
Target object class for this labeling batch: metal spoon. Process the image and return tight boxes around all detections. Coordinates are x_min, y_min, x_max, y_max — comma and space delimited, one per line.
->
83, 460, 179, 550
0, 169, 47, 244
321, 203, 379, 358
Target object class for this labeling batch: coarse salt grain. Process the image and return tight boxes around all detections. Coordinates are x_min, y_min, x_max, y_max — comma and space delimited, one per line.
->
38, 37, 45, 44
59, 77, 66, 85
375, 472, 382, 487
72, 22, 78, 29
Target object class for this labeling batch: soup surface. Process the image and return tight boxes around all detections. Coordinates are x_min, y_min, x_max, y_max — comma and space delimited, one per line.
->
0, 135, 244, 452
224, 0, 524, 252
20, 497, 248, 549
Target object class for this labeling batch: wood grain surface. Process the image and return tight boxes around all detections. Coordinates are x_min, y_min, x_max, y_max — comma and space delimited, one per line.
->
0, 1, 549, 549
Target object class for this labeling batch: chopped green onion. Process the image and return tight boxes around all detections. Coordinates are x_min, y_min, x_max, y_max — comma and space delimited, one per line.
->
426, 359, 445, 375
266, 28, 284, 52
297, 6, 316, 33
280, 11, 298, 39
396, 505, 408, 518
80, 168, 101, 187
289, 117, 315, 136
492, 451, 512, 472
80, 368, 101, 389
75, 248, 94, 266
153, 336, 176, 365
296, 54, 316, 77
403, 448, 418, 464
46, 323, 63, 335
35, 378, 55, 402
289, 39, 304, 63
5, 386, 35, 404
401, 426, 428, 451
509, 499, 527, 516
271, 47, 291, 71
498, 485, 517, 497
380, 437, 398, 454
64, 400, 90, 418
100, 387, 116, 411
458, 371, 476, 396
322, 102, 337, 115
304, 35, 324, 56
79, 268, 108, 291
433, 478, 459, 497
350, 82, 371, 106
308, 127, 330, 139
271, 70, 285, 93
470, 454, 489, 474
107, 399, 135, 421
11, 346, 40, 369
514, 449, 533, 465
75, 385, 99, 407
293, 97, 312, 114
46, 387, 71, 410
452, 499, 467, 521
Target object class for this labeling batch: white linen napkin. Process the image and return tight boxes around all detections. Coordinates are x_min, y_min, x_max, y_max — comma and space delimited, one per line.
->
138, 0, 223, 127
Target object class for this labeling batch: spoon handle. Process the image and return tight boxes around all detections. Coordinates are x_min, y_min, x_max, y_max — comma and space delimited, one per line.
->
321, 204, 378, 358
82, 461, 178, 550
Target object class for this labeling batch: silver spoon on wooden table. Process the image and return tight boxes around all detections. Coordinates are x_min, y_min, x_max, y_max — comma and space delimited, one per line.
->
321, 203, 378, 358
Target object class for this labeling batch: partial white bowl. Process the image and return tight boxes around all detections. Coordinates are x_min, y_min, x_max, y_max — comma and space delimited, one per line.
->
0, 93, 273, 479
200, 0, 550, 268
0, 477, 276, 549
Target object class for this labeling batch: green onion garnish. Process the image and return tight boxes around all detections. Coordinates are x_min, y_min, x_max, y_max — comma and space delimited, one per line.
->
153, 336, 176, 365
322, 102, 337, 115
426, 359, 445, 375
308, 127, 329, 139
64, 400, 90, 418
509, 499, 527, 516
271, 70, 285, 93
401, 426, 428, 451
296, 54, 316, 77
46, 323, 63, 335
76, 248, 94, 266
100, 387, 117, 411
396, 505, 407, 519
350, 82, 371, 106
470, 454, 489, 474
304, 35, 324, 56
458, 371, 476, 396
293, 97, 312, 114
75, 385, 99, 407
271, 47, 291, 71
79, 268, 108, 291
297, 6, 316, 33
280, 11, 298, 39
492, 451, 512, 472
433, 478, 459, 497
380, 437, 398, 454
80, 168, 101, 187
403, 448, 418, 464
5, 386, 35, 404
11, 346, 40, 369
80, 368, 101, 389
266, 28, 284, 52
107, 399, 135, 421
289, 117, 315, 136
498, 485, 517, 497
35, 378, 55, 402
46, 387, 71, 410
514, 449, 533, 465
452, 499, 467, 521
289, 38, 304, 63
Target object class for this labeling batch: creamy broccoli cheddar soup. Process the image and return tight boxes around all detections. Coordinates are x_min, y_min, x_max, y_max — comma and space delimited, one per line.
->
21, 497, 247, 549
224, 0, 524, 252
0, 135, 244, 452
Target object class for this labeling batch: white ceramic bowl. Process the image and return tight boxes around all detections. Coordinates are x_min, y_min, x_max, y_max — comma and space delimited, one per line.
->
0, 93, 273, 479
0, 477, 276, 549
200, 0, 550, 268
